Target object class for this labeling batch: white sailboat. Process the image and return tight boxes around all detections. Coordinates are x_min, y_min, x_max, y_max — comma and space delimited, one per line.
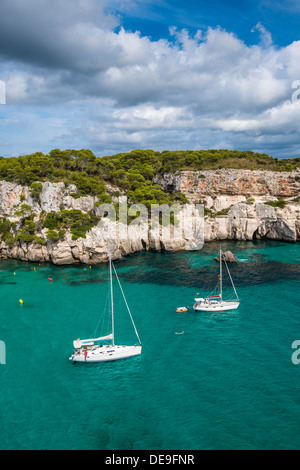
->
193, 249, 240, 312
69, 253, 142, 363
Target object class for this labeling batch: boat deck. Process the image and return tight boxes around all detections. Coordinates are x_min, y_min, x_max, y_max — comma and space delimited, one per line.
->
69, 344, 142, 362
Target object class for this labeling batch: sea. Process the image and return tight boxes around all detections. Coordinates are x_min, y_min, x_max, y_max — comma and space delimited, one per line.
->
0, 240, 299, 450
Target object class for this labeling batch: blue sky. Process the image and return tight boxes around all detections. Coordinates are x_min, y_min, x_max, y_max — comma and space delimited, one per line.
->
1, 0, 300, 159
113, 0, 299, 45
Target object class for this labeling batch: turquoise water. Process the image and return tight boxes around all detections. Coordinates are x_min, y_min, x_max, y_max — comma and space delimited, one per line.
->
0, 240, 299, 450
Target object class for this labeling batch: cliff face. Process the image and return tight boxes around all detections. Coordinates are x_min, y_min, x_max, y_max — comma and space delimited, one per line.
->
155, 169, 300, 199
155, 169, 300, 243
0, 168, 299, 264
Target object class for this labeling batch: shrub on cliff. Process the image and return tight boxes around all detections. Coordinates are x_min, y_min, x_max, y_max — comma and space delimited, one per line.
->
0, 218, 13, 237
43, 209, 100, 240
4, 233, 15, 247
16, 231, 34, 242
46, 230, 60, 241
0, 218, 16, 246
15, 219, 38, 243
30, 182, 43, 196
264, 200, 287, 209
33, 236, 46, 245
43, 212, 59, 230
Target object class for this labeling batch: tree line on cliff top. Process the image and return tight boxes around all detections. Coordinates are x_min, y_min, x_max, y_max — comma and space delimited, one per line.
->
0, 148, 299, 246
0, 148, 299, 205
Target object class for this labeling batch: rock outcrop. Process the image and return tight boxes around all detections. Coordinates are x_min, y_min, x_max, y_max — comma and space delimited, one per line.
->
214, 251, 238, 262
155, 168, 300, 199
0, 168, 299, 264
155, 169, 300, 243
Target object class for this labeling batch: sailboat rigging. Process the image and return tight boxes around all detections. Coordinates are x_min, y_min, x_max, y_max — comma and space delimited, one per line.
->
69, 253, 142, 363
193, 249, 240, 312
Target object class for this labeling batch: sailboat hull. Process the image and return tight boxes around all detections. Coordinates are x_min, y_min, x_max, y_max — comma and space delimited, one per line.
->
69, 345, 142, 363
193, 301, 240, 312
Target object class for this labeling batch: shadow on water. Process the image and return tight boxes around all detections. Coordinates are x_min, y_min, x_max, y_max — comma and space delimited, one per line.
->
0, 240, 298, 290
116, 257, 300, 289
67, 278, 106, 286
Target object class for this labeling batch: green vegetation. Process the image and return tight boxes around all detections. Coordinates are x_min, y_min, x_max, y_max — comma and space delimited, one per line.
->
0, 148, 298, 207
203, 206, 232, 217
16, 231, 34, 242
43, 209, 100, 240
30, 182, 43, 196
33, 236, 46, 245
0, 218, 15, 246
15, 219, 38, 243
0, 148, 298, 248
215, 208, 230, 216
204, 207, 214, 217
264, 200, 287, 209
46, 230, 60, 241
0, 208, 100, 248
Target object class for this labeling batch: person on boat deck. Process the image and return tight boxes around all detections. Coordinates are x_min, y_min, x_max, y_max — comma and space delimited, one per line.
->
84, 346, 88, 360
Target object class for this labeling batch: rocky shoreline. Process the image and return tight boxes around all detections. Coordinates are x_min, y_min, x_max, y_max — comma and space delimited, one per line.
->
0, 168, 299, 264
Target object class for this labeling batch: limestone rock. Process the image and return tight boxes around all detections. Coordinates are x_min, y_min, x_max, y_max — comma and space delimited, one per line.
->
51, 242, 75, 265
214, 251, 238, 262
0, 169, 299, 264
155, 169, 300, 199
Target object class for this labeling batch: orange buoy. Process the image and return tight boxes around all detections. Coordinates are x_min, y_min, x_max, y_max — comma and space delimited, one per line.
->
48, 278, 53, 282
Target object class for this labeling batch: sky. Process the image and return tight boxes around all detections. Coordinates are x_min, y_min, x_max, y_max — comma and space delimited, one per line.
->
1, 0, 300, 159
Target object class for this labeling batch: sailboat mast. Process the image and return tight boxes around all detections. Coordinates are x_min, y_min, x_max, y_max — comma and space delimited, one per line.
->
224, 259, 239, 302
109, 252, 114, 346
112, 263, 142, 346
220, 248, 222, 301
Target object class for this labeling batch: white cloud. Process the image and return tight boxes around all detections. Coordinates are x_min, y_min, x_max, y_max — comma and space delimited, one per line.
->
1, 0, 300, 157
113, 104, 192, 130
209, 100, 300, 135
251, 22, 273, 47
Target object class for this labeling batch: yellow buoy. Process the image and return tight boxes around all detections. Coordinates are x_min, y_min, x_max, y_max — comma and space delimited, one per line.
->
19, 299, 23, 304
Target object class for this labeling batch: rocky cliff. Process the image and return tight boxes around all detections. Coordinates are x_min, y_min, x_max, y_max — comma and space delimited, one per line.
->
155, 168, 300, 199
0, 168, 299, 264
155, 169, 300, 243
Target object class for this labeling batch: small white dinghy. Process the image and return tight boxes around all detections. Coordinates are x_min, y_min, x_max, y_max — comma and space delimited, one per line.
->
69, 253, 142, 363
193, 249, 240, 312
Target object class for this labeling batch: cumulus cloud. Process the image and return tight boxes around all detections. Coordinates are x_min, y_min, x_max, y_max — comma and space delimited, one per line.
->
209, 100, 300, 135
0, 0, 300, 157
251, 22, 273, 47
